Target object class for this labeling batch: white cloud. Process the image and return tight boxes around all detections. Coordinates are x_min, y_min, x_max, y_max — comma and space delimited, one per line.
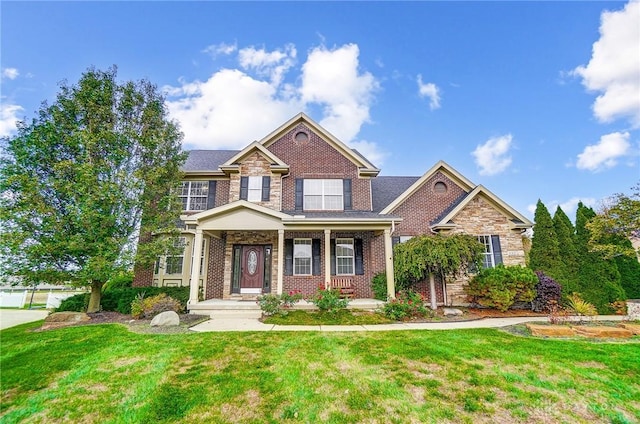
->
0, 102, 23, 137
417, 75, 441, 110
202, 42, 237, 58
165, 42, 382, 163
349, 139, 387, 168
572, 1, 640, 127
471, 134, 513, 176
238, 44, 296, 86
1, 68, 19, 80
300, 44, 378, 143
576, 131, 631, 171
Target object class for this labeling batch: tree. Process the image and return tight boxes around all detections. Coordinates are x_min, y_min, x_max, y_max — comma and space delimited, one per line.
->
552, 206, 579, 294
529, 200, 560, 276
0, 66, 186, 312
393, 233, 484, 309
587, 183, 640, 259
575, 202, 624, 313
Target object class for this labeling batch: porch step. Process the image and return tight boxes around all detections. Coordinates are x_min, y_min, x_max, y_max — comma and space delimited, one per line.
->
188, 299, 263, 319
209, 309, 263, 319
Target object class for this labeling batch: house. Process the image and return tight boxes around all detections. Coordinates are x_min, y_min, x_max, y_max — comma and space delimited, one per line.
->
133, 113, 532, 310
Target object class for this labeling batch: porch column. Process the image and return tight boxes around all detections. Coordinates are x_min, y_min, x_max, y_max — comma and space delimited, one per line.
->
384, 228, 396, 299
324, 229, 331, 289
188, 229, 203, 305
277, 229, 284, 295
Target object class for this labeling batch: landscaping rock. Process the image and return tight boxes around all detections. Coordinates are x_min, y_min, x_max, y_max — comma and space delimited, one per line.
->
443, 308, 463, 316
573, 326, 633, 338
618, 323, 640, 335
42, 312, 91, 330
627, 299, 640, 321
526, 324, 575, 337
150, 311, 180, 327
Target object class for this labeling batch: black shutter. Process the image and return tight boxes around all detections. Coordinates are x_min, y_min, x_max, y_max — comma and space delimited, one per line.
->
330, 239, 336, 275
284, 239, 293, 275
312, 239, 321, 276
207, 180, 217, 209
343, 179, 352, 210
295, 179, 303, 210
392, 237, 400, 248
240, 177, 248, 200
354, 238, 364, 275
261, 176, 271, 201
491, 235, 503, 266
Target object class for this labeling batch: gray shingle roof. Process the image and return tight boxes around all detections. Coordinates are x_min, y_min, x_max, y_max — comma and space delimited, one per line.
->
371, 176, 420, 212
182, 150, 239, 171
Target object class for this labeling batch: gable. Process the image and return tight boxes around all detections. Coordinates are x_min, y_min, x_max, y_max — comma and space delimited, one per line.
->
220, 141, 289, 174
182, 200, 288, 231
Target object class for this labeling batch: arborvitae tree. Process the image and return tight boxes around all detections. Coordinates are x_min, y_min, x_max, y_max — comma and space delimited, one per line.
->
552, 206, 579, 294
610, 235, 640, 299
575, 203, 624, 313
529, 200, 561, 277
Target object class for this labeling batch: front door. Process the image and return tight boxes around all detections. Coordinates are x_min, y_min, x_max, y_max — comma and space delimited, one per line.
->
240, 246, 264, 294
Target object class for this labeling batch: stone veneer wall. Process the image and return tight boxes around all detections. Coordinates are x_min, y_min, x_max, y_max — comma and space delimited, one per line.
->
229, 152, 282, 210
445, 195, 528, 305
206, 235, 225, 299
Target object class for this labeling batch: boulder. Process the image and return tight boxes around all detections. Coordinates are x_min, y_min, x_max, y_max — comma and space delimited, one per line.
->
618, 323, 640, 335
526, 324, 575, 337
573, 326, 633, 338
42, 312, 90, 330
443, 308, 463, 316
150, 311, 180, 327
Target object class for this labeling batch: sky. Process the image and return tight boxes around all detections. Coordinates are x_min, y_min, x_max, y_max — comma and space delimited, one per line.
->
1, 1, 639, 222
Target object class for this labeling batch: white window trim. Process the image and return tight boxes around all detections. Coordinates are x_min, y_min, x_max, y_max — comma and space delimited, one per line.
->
478, 235, 495, 268
335, 237, 355, 276
303, 179, 344, 211
293, 238, 312, 276
180, 181, 208, 211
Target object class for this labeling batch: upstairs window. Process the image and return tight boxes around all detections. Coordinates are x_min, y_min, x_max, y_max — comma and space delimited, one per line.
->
180, 181, 208, 211
304, 179, 343, 210
240, 176, 271, 202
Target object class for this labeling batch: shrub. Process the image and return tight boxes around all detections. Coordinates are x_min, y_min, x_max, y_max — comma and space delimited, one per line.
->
382, 290, 429, 321
56, 293, 89, 312
567, 293, 597, 319
256, 291, 303, 316
101, 287, 189, 314
308, 287, 348, 313
466, 265, 537, 312
131, 293, 182, 319
102, 272, 133, 291
532, 271, 562, 312
372, 272, 388, 301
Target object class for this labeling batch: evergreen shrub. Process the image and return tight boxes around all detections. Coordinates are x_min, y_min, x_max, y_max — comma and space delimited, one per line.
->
532, 271, 562, 312
466, 265, 537, 311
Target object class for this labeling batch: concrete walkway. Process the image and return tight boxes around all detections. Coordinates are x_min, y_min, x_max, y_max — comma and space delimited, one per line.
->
189, 315, 626, 333
0, 309, 50, 330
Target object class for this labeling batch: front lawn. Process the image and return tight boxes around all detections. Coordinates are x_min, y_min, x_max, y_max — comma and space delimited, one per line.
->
263, 309, 394, 325
1, 321, 638, 423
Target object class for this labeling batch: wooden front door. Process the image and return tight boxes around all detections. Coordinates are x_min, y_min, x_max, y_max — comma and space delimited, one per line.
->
240, 246, 264, 293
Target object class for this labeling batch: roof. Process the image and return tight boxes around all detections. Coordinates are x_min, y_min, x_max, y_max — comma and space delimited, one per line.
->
182, 150, 239, 172
371, 176, 420, 212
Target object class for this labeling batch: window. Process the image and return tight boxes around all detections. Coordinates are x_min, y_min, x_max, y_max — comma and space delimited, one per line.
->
335, 238, 354, 275
156, 237, 186, 275
433, 181, 448, 194
180, 181, 208, 211
247, 176, 262, 202
304, 179, 343, 210
399, 236, 413, 243
293, 239, 312, 275
478, 235, 502, 268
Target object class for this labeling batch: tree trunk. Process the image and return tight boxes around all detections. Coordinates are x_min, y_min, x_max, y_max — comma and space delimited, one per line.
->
429, 273, 437, 310
87, 280, 103, 313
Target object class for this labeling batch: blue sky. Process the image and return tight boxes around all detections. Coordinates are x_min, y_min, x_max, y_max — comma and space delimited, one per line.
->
1, 1, 638, 221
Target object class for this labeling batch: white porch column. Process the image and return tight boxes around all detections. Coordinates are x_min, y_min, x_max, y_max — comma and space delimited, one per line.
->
277, 229, 284, 295
188, 229, 203, 305
429, 274, 437, 310
324, 229, 331, 288
384, 228, 396, 299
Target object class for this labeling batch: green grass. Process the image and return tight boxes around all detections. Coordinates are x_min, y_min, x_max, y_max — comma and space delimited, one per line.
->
1, 321, 639, 424
263, 309, 394, 325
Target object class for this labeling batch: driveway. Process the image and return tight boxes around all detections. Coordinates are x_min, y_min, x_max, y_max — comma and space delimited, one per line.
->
0, 309, 50, 330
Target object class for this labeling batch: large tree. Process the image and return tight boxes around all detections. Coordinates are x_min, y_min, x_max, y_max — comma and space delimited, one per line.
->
393, 233, 484, 309
0, 67, 186, 312
552, 206, 579, 294
587, 183, 640, 259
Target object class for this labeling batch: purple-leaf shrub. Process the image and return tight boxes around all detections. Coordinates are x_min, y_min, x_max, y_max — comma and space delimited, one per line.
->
532, 271, 562, 312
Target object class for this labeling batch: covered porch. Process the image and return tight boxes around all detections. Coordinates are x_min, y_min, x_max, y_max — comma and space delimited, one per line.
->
181, 201, 398, 311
